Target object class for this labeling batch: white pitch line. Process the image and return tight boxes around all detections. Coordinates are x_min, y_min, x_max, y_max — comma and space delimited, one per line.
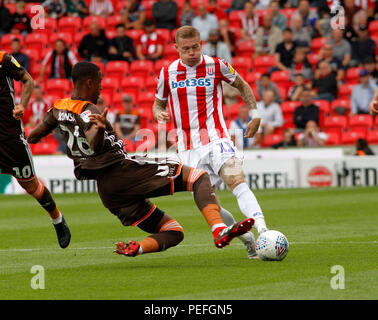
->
0, 241, 376, 253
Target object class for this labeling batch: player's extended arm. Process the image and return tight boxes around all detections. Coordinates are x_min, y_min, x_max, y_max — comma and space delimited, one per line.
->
369, 87, 378, 117
85, 108, 108, 153
153, 98, 170, 123
13, 71, 34, 120
231, 75, 261, 138
27, 122, 54, 144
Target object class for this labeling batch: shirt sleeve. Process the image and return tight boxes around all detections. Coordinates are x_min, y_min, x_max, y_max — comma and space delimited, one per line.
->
2, 53, 26, 81
42, 108, 58, 130
79, 104, 102, 132
218, 58, 237, 84
155, 67, 169, 101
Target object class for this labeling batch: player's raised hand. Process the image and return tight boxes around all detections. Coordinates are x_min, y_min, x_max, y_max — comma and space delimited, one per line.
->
369, 99, 378, 117
157, 110, 170, 124
244, 118, 261, 138
13, 104, 25, 120
89, 108, 108, 129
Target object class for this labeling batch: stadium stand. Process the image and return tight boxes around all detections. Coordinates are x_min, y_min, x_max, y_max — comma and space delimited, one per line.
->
1, 0, 377, 154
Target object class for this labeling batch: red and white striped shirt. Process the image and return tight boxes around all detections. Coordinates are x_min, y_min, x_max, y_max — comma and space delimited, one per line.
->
156, 55, 237, 152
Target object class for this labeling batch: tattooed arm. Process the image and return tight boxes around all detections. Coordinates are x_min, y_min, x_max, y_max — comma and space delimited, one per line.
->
231, 75, 261, 138
153, 98, 170, 123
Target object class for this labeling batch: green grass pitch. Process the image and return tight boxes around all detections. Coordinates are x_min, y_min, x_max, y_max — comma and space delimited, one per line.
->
0, 187, 377, 300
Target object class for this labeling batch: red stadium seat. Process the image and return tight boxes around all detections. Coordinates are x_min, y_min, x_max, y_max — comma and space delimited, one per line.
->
154, 59, 171, 74
330, 99, 351, 116
311, 37, 329, 54
307, 53, 319, 69
58, 16, 82, 36
121, 76, 144, 97
25, 33, 48, 51
323, 115, 348, 136
0, 34, 25, 51
31, 140, 58, 155
254, 55, 275, 73
145, 76, 158, 92
125, 29, 144, 41
105, 61, 129, 82
271, 70, 290, 89
123, 139, 136, 153
91, 61, 105, 75
101, 77, 120, 97
277, 86, 287, 101
112, 92, 137, 111
232, 56, 253, 78
349, 115, 373, 134
218, 0, 232, 10
341, 131, 365, 145
35, 17, 58, 37
107, 15, 123, 29
83, 16, 107, 31
245, 72, 262, 86
281, 101, 301, 114
325, 132, 340, 146
262, 134, 282, 147
236, 40, 255, 57
345, 67, 363, 84
138, 91, 156, 110
46, 79, 71, 98
49, 32, 73, 47
338, 83, 355, 99
312, 99, 331, 114
163, 44, 179, 61
366, 130, 378, 144
280, 8, 297, 26
130, 60, 154, 79
368, 20, 378, 35
155, 29, 172, 43
106, 29, 117, 40
229, 10, 243, 28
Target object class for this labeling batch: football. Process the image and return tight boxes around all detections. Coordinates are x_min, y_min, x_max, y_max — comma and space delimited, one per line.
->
255, 230, 289, 261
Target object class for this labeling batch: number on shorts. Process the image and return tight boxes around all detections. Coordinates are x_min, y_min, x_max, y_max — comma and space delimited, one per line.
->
13, 165, 32, 179
218, 141, 235, 154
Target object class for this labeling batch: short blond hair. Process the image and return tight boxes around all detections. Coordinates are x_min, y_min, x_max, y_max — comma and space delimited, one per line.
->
175, 26, 200, 44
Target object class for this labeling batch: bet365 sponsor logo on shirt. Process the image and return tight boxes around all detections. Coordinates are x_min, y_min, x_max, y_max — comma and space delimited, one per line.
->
171, 78, 211, 89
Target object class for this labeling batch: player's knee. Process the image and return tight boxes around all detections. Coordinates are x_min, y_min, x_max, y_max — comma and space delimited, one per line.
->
219, 158, 246, 191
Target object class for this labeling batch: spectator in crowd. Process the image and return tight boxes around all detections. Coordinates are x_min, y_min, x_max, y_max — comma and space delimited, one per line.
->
351, 69, 377, 115
42, 0, 66, 19
89, 0, 113, 17
257, 90, 284, 136
240, 1, 259, 41
293, 89, 319, 129
229, 0, 248, 12
24, 85, 49, 127
289, 47, 313, 81
363, 57, 378, 83
290, 14, 312, 47
108, 24, 134, 62
152, 0, 178, 31
344, 0, 368, 33
11, 1, 31, 35
343, 15, 359, 43
135, 19, 164, 61
222, 83, 239, 106
38, 39, 78, 83
329, 29, 352, 68
257, 73, 282, 103
270, 0, 287, 30
272, 128, 297, 149
0, 0, 13, 36
254, 14, 283, 57
229, 104, 261, 149
180, 1, 196, 26
314, 12, 332, 39
207, 0, 227, 21
202, 29, 232, 63
192, 3, 218, 41
78, 22, 109, 62
355, 138, 375, 156
316, 43, 344, 83
273, 28, 297, 72
288, 73, 306, 101
296, 120, 327, 147
114, 94, 141, 143
10, 38, 30, 71
312, 60, 338, 102
121, 0, 146, 30
351, 24, 376, 67
65, 0, 89, 18
290, 0, 318, 36
219, 19, 236, 56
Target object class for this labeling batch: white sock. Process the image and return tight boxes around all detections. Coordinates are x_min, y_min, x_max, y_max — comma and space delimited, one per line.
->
211, 223, 226, 232
232, 183, 268, 234
51, 212, 63, 225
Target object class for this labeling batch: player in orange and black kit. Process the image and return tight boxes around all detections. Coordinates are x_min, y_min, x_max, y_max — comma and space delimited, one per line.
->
28, 61, 254, 257
0, 51, 71, 248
